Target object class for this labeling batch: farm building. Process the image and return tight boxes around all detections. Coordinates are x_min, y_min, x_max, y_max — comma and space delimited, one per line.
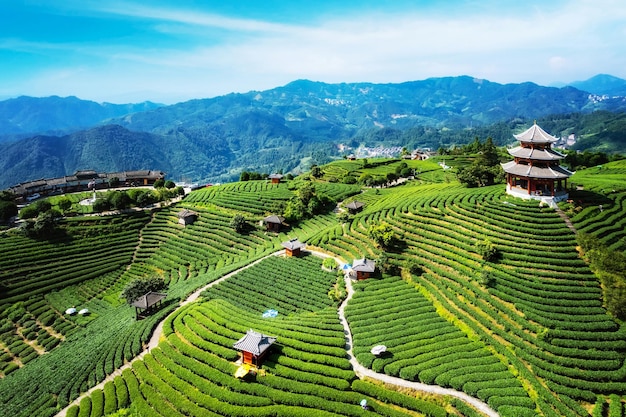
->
351, 258, 376, 280
131, 291, 167, 319
9, 169, 166, 199
268, 174, 283, 184
281, 238, 306, 257
233, 329, 277, 367
177, 209, 198, 226
502, 122, 572, 204
263, 215, 286, 232
345, 200, 364, 214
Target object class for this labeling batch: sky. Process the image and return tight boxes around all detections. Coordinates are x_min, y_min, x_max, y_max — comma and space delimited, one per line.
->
1, 0, 625, 104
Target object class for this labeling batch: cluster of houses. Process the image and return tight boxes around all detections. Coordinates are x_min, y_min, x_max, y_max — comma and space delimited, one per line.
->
8, 169, 166, 201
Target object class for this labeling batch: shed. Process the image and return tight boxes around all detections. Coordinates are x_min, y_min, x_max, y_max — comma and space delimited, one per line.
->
346, 201, 364, 214
352, 258, 376, 280
264, 215, 286, 232
131, 291, 167, 319
233, 329, 277, 366
281, 238, 306, 257
177, 209, 198, 226
268, 174, 283, 184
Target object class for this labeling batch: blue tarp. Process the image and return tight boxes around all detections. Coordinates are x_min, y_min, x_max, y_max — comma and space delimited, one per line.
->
262, 309, 278, 318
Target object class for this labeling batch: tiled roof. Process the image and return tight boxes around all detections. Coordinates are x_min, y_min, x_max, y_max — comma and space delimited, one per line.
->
346, 201, 364, 210
513, 123, 558, 144
177, 209, 198, 219
264, 215, 285, 224
233, 330, 277, 356
501, 161, 573, 179
131, 292, 167, 309
507, 146, 565, 161
281, 238, 305, 250
352, 258, 376, 272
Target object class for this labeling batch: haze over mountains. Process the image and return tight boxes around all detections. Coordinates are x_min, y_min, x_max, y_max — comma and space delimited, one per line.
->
1, 74, 626, 189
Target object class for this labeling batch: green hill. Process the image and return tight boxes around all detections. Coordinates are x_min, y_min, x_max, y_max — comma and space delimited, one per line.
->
0, 161, 625, 417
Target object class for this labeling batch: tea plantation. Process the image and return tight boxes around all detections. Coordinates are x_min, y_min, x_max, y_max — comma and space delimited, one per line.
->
0, 158, 625, 417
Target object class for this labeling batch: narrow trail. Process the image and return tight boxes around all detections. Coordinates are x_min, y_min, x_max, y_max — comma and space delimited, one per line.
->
56, 251, 279, 417
554, 206, 577, 234
57, 249, 498, 417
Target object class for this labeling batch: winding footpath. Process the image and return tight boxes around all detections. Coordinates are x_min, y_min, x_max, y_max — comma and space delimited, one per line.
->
57, 249, 498, 417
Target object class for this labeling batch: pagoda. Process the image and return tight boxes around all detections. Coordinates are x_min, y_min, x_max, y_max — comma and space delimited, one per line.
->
501, 122, 573, 203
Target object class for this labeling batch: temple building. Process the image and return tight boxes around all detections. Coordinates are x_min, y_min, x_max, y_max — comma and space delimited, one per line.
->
501, 122, 573, 204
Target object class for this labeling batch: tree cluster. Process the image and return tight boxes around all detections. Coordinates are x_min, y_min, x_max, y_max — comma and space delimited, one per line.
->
92, 186, 183, 212
0, 191, 17, 224
577, 233, 626, 320
121, 276, 167, 304
278, 182, 335, 223
456, 137, 505, 187
367, 222, 396, 249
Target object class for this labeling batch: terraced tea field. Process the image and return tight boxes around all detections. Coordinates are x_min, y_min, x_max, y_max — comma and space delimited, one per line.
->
1, 163, 625, 417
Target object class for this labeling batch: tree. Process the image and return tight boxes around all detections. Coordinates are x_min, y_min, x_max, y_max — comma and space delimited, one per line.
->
230, 214, 247, 233
310, 165, 322, 178
92, 198, 111, 212
136, 191, 156, 207
121, 277, 166, 304
109, 177, 120, 188
0, 200, 18, 223
476, 239, 498, 262
240, 171, 250, 181
57, 197, 72, 214
153, 179, 165, 188
368, 222, 396, 249
109, 191, 131, 210
164, 180, 176, 189
32, 211, 58, 237
343, 175, 357, 184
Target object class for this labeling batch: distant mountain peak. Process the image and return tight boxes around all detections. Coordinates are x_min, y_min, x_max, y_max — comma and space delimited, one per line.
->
568, 74, 626, 96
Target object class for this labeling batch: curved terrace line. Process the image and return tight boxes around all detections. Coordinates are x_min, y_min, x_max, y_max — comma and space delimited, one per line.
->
57, 249, 499, 417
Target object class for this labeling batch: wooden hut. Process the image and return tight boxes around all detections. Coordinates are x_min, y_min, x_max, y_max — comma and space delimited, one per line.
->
281, 238, 305, 257
346, 201, 364, 214
352, 258, 376, 280
233, 329, 277, 366
131, 292, 167, 319
177, 209, 198, 226
268, 174, 283, 184
263, 215, 286, 232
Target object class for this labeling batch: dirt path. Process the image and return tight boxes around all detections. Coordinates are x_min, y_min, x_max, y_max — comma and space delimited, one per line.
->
56, 251, 282, 417
57, 249, 498, 417
555, 206, 577, 234
337, 264, 499, 417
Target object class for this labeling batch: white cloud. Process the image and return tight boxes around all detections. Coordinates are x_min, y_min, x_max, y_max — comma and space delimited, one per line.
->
6, 0, 626, 102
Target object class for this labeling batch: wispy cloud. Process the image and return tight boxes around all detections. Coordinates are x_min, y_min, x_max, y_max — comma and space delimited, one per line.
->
2, 0, 626, 102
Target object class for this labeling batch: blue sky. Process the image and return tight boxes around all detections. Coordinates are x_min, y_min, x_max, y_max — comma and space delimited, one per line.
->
1, 0, 625, 104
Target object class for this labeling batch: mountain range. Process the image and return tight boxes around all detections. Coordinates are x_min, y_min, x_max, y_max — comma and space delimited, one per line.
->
1, 74, 626, 189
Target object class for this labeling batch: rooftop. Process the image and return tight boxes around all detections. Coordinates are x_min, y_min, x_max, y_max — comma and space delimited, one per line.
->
501, 161, 573, 179
352, 258, 376, 272
281, 238, 305, 250
131, 292, 167, 309
513, 123, 558, 144
233, 329, 277, 356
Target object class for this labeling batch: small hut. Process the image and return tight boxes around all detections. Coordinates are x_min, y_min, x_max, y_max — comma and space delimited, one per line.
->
346, 201, 364, 214
131, 292, 167, 319
268, 174, 283, 184
178, 209, 198, 226
282, 238, 305, 257
233, 329, 277, 366
264, 215, 286, 232
352, 258, 376, 280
